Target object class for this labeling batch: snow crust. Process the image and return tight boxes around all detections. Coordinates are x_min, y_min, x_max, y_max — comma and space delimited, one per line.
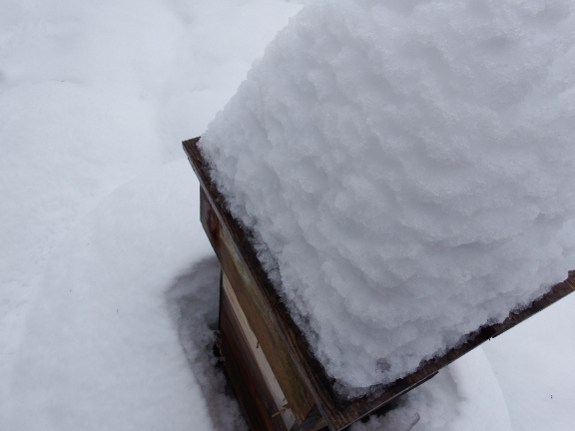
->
200, 0, 575, 390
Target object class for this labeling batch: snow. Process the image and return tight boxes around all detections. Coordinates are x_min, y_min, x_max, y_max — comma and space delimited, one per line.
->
0, 0, 574, 430
352, 348, 513, 431
199, 0, 575, 392
3, 162, 232, 431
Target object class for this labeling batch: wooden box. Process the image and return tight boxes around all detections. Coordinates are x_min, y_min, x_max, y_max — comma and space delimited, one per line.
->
183, 137, 575, 431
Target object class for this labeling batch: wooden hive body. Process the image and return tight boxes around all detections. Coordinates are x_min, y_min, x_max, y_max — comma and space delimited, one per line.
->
184, 137, 575, 431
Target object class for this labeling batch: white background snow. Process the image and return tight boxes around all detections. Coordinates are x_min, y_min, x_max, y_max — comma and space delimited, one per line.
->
0, 1, 573, 430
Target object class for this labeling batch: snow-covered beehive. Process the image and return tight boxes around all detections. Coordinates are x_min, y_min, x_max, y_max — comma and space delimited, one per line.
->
184, 1, 575, 430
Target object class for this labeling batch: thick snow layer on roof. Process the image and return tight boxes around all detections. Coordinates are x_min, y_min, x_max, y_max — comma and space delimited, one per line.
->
199, 0, 575, 392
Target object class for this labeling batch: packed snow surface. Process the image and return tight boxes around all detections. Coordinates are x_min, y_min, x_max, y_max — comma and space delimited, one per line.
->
200, 0, 575, 390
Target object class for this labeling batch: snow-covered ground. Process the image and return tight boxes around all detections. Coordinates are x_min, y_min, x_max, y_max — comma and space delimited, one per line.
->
0, 1, 573, 430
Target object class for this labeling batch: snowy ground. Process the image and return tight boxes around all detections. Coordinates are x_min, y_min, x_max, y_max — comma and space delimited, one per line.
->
0, 1, 573, 430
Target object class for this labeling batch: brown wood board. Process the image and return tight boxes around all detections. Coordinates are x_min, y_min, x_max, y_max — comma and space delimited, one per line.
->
201, 189, 316, 424
220, 278, 290, 431
183, 137, 575, 431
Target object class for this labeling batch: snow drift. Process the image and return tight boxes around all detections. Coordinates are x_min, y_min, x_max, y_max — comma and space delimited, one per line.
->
199, 0, 575, 392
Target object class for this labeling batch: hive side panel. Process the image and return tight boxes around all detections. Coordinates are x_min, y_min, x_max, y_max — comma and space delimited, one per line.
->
220, 276, 290, 431
222, 273, 296, 430
200, 188, 315, 425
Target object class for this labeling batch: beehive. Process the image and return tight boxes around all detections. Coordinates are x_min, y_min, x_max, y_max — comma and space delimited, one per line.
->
184, 136, 575, 431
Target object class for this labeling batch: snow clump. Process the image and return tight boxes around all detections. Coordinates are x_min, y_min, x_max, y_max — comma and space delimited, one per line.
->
199, 0, 575, 393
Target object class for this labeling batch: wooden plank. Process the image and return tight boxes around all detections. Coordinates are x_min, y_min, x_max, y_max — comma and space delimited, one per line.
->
220, 285, 283, 431
200, 188, 315, 426
184, 137, 575, 431
222, 273, 296, 430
